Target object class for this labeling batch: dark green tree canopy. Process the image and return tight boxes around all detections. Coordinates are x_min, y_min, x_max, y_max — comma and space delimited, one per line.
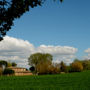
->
0, 60, 8, 67
0, 0, 63, 41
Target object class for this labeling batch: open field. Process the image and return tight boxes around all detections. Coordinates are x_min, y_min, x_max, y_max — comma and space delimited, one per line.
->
0, 71, 90, 90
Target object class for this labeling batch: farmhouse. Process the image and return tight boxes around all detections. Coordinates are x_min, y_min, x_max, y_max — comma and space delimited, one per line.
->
8, 67, 33, 76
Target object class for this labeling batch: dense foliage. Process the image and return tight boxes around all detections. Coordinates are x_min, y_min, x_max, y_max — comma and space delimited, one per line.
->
70, 61, 83, 72
0, 60, 8, 67
0, 60, 17, 75
28, 53, 90, 74
3, 68, 15, 75
81, 60, 90, 70
0, 60, 17, 68
29, 66, 35, 72
28, 53, 53, 66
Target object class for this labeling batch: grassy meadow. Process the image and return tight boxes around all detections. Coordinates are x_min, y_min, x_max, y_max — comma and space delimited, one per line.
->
0, 70, 90, 90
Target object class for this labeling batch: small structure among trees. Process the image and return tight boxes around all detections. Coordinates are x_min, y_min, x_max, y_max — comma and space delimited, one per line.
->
7, 67, 32, 76
0, 60, 32, 76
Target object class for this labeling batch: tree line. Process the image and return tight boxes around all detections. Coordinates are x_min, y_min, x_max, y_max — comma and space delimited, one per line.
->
28, 53, 90, 75
1, 53, 90, 76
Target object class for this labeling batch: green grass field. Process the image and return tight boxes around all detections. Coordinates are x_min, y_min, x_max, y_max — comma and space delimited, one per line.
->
0, 71, 90, 90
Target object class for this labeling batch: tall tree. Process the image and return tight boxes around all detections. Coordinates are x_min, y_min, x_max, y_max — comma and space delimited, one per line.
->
28, 53, 52, 67
60, 61, 67, 72
28, 53, 53, 74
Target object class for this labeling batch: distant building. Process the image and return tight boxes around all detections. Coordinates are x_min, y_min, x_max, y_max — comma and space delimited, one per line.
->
8, 67, 33, 76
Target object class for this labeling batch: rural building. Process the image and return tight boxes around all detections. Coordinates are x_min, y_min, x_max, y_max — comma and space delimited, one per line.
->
8, 67, 33, 76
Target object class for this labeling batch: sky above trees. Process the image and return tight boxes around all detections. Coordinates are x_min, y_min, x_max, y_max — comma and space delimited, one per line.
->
0, 0, 90, 68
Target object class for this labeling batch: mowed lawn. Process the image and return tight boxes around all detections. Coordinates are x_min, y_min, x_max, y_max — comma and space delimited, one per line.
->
0, 71, 90, 90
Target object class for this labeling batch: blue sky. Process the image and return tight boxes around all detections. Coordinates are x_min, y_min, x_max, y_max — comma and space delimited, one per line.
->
8, 0, 90, 57
1, 0, 89, 67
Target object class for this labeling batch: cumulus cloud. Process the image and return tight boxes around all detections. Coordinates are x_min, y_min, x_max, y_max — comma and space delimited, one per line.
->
0, 36, 35, 68
85, 48, 90, 53
83, 48, 90, 59
0, 36, 78, 68
37, 45, 77, 64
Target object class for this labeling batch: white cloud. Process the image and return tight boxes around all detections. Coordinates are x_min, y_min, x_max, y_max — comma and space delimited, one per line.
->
37, 45, 77, 64
83, 48, 90, 59
0, 36, 78, 68
85, 48, 90, 53
37, 45, 77, 55
0, 36, 35, 68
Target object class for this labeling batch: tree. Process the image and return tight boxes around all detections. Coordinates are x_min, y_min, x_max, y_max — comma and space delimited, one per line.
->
0, 60, 8, 67
29, 66, 35, 72
73, 59, 90, 70
0, 0, 63, 41
70, 62, 83, 72
36, 60, 51, 74
48, 65, 60, 74
81, 60, 90, 70
28, 53, 53, 73
74, 58, 80, 62
12, 62, 17, 67
0, 60, 8, 75
60, 61, 67, 72
28, 53, 52, 66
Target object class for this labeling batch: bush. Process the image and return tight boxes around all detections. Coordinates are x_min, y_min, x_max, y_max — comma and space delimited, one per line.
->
36, 62, 61, 75
3, 68, 15, 75
48, 66, 60, 74
29, 66, 35, 72
36, 61, 50, 75
36, 60, 61, 75
70, 62, 83, 72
